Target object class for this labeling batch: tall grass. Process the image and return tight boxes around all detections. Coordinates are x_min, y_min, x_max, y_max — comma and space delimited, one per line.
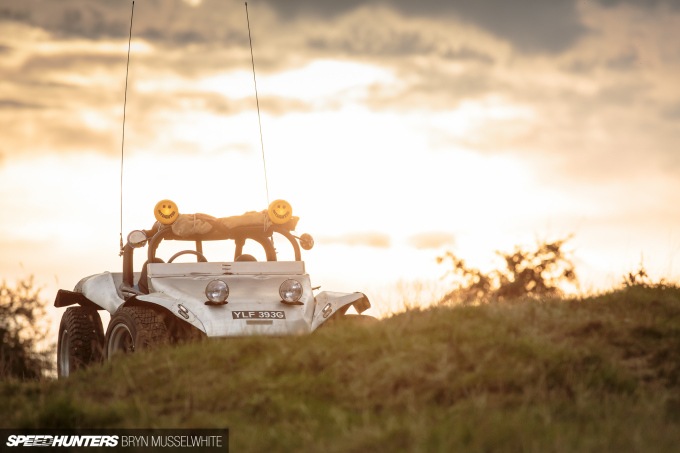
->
2, 284, 680, 452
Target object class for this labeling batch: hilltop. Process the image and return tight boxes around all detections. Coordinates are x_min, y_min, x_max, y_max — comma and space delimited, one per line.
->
2, 285, 680, 452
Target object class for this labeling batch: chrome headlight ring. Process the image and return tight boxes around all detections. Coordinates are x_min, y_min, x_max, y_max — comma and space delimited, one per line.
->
279, 279, 303, 304
205, 279, 229, 304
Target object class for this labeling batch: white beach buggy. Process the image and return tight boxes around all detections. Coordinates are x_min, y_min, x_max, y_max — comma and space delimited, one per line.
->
55, 200, 373, 377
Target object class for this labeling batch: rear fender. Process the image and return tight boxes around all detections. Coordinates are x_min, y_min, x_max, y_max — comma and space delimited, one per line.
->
311, 291, 371, 331
55, 272, 125, 313
54, 289, 103, 311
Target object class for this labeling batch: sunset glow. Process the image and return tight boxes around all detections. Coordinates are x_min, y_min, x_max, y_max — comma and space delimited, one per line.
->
1, 0, 679, 327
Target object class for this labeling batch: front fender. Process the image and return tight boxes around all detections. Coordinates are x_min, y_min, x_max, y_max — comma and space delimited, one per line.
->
311, 291, 371, 331
134, 293, 207, 334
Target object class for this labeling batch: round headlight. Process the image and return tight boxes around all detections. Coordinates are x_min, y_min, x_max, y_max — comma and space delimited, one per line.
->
279, 279, 302, 303
206, 280, 229, 303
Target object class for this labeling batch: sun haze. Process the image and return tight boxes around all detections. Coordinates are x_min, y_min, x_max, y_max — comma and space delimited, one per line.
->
1, 0, 679, 320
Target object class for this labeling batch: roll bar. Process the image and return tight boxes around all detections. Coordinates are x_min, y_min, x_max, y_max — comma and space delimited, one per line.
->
122, 224, 302, 288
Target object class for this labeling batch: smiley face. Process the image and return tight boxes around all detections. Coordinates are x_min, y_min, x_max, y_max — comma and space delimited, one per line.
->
154, 199, 179, 225
268, 199, 293, 225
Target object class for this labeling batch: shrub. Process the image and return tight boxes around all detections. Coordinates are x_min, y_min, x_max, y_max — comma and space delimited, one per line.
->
438, 238, 577, 303
0, 277, 53, 380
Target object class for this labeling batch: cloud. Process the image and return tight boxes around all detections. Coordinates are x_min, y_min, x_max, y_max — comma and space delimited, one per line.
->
0, 0, 604, 55
3, 0, 674, 60
0, 0, 678, 184
307, 30, 437, 58
305, 20, 497, 65
0, 6, 30, 23
442, 46, 495, 64
0, 0, 250, 47
394, 0, 586, 54
605, 51, 639, 71
198, 94, 311, 116
0, 111, 117, 156
18, 53, 122, 73
662, 102, 680, 120
596, 0, 680, 9
319, 232, 391, 248
262, 0, 680, 54
363, 66, 496, 111
264, 0, 588, 53
0, 99, 44, 109
407, 232, 455, 250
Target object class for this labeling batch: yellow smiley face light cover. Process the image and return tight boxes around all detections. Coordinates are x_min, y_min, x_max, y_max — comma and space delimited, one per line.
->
154, 199, 179, 225
267, 199, 293, 225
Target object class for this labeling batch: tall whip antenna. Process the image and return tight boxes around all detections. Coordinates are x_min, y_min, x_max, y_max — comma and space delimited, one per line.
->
120, 1, 135, 256
245, 2, 270, 206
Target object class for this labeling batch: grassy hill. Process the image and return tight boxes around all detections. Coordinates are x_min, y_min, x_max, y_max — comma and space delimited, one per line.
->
2, 285, 680, 452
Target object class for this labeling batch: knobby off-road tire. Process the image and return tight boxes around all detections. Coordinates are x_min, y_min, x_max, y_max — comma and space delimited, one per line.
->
105, 306, 169, 359
57, 307, 105, 378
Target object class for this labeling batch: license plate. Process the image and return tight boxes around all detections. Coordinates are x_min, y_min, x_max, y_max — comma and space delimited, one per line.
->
232, 310, 285, 320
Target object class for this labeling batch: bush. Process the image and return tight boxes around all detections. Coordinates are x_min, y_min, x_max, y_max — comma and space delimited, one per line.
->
622, 258, 652, 288
0, 277, 53, 380
438, 238, 577, 303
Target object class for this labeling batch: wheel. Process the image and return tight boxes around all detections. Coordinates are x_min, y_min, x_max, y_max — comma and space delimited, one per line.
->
57, 307, 105, 378
105, 306, 169, 359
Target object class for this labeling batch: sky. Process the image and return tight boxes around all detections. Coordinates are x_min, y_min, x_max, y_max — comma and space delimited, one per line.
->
1, 0, 680, 322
